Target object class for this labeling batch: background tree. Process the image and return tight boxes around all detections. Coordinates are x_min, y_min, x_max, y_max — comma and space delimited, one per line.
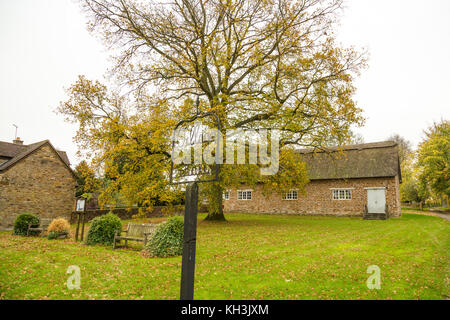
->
387, 134, 421, 206
388, 133, 413, 165
416, 120, 449, 207
399, 156, 429, 207
67, 0, 366, 220
74, 160, 101, 197
58, 76, 178, 209
325, 129, 364, 146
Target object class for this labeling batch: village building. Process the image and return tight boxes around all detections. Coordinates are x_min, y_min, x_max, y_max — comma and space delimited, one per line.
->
223, 141, 402, 220
0, 138, 76, 229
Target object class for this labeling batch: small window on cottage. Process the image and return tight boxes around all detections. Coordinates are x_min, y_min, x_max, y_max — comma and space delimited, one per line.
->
332, 189, 352, 200
223, 191, 230, 200
282, 190, 298, 200
237, 190, 252, 200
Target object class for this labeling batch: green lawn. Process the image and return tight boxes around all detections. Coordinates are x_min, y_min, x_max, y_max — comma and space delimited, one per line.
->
0, 212, 448, 300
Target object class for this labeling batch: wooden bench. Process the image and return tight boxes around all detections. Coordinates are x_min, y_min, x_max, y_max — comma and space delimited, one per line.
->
113, 223, 156, 249
27, 218, 52, 236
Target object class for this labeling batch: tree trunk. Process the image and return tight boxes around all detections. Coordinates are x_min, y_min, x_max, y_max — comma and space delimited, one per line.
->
204, 182, 226, 221
441, 196, 448, 208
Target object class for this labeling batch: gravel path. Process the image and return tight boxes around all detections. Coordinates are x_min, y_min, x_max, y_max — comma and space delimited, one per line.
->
406, 209, 450, 221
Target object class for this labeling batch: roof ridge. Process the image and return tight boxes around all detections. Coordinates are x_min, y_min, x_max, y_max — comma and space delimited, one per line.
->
0, 140, 73, 177
296, 140, 398, 154
0, 141, 48, 170
0, 140, 28, 146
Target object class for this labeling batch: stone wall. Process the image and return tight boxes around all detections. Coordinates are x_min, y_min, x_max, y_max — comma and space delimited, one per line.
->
69, 206, 176, 224
224, 177, 402, 217
69, 204, 208, 224
0, 144, 76, 229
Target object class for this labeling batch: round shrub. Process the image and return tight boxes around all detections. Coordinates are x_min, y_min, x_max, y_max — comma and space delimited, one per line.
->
47, 218, 70, 239
86, 212, 122, 245
145, 216, 184, 257
13, 213, 40, 236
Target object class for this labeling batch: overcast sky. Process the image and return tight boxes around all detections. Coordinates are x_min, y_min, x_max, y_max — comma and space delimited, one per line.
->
1, 0, 449, 167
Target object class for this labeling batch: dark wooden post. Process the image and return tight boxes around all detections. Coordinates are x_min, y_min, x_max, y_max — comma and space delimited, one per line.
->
75, 212, 81, 241
180, 182, 199, 300
80, 206, 86, 241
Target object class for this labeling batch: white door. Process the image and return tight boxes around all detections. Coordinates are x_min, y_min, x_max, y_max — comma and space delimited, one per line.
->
367, 189, 386, 213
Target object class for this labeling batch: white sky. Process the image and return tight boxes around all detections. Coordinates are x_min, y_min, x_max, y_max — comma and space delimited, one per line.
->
1, 0, 449, 167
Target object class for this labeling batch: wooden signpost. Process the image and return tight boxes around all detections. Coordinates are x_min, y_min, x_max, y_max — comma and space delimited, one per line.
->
75, 198, 86, 241
171, 105, 221, 300
179, 182, 199, 300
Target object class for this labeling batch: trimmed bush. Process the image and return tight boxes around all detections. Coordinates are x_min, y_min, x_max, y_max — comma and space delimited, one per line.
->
13, 213, 40, 236
86, 212, 122, 245
145, 216, 184, 257
47, 218, 70, 240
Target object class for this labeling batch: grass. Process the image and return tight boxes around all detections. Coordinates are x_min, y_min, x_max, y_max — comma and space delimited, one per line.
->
0, 211, 448, 300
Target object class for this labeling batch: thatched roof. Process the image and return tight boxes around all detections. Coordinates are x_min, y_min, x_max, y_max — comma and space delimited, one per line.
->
298, 141, 401, 182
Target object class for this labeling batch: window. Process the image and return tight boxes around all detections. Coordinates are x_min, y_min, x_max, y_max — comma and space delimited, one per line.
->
332, 189, 352, 200
223, 191, 230, 200
237, 190, 252, 200
283, 190, 298, 200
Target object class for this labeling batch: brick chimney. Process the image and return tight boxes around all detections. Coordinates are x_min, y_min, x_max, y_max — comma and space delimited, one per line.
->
13, 137, 24, 145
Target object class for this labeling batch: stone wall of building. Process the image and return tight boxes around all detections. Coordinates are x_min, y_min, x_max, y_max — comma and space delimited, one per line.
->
394, 174, 401, 215
224, 177, 402, 217
0, 144, 76, 229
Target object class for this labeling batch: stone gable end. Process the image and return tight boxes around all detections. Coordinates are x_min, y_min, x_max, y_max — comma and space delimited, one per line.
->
0, 144, 76, 229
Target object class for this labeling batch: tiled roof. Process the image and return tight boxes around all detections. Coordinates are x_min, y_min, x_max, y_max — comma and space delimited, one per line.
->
0, 140, 72, 174
0, 141, 28, 158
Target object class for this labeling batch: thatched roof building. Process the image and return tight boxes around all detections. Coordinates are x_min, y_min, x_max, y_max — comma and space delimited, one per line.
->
298, 141, 401, 182
224, 141, 402, 219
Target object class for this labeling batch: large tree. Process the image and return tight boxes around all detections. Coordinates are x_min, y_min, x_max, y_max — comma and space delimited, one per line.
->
67, 0, 366, 220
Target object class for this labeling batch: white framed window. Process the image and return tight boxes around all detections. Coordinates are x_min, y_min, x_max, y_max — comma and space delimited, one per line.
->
332, 189, 352, 200
237, 190, 252, 200
223, 190, 230, 200
282, 190, 298, 200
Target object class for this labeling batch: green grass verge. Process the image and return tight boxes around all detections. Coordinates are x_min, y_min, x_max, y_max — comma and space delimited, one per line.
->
0, 212, 448, 300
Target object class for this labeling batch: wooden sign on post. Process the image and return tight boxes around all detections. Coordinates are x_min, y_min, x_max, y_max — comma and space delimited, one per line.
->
170, 106, 221, 300
76, 199, 86, 212
170, 117, 221, 184
75, 198, 86, 241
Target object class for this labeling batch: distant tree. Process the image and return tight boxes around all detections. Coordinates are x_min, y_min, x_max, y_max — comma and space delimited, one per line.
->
388, 134, 413, 165
400, 180, 419, 204
400, 155, 416, 203
349, 131, 365, 145
74, 160, 101, 197
324, 130, 364, 147
400, 155, 429, 208
415, 167, 432, 210
416, 120, 449, 207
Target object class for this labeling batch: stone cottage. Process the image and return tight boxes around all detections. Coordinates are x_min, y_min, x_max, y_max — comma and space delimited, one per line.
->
223, 141, 402, 219
0, 138, 76, 229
